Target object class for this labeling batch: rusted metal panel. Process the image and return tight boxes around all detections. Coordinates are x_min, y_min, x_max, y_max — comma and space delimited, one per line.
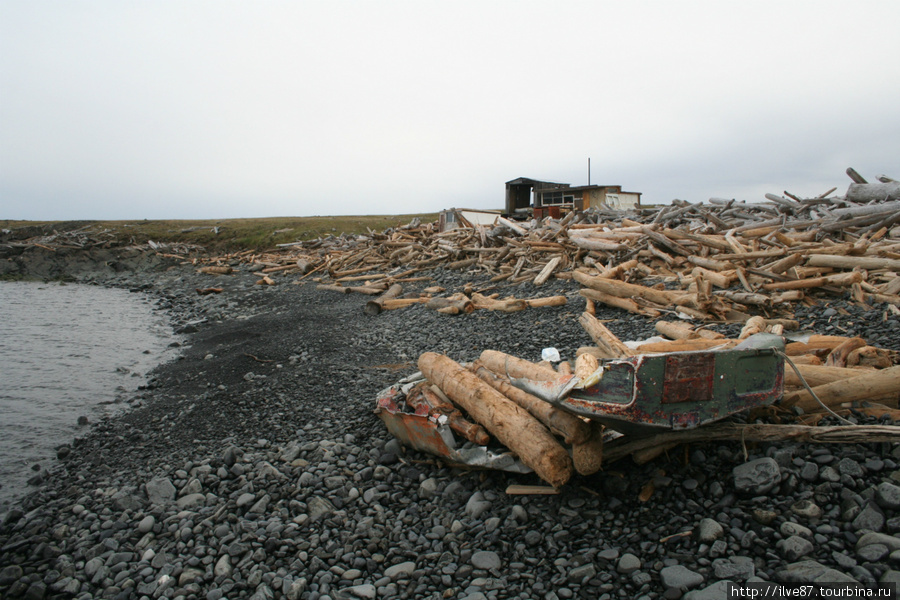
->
662, 352, 715, 404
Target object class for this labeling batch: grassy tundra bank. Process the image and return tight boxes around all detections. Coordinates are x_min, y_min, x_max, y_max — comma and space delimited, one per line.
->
1, 213, 440, 252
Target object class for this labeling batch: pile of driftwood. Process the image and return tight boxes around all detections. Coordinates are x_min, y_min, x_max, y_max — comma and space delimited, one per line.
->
1, 223, 204, 256
399, 315, 900, 489
198, 169, 900, 321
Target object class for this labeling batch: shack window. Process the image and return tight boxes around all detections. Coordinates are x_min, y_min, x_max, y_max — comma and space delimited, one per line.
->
541, 192, 575, 206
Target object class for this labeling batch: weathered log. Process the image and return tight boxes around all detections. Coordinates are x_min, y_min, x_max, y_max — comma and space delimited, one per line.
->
574, 270, 689, 306
196, 287, 224, 295
524, 296, 568, 308
784, 335, 860, 356
419, 352, 573, 487
573, 353, 599, 380
317, 284, 351, 294
781, 365, 900, 412
568, 233, 629, 253
470, 293, 527, 313
806, 254, 900, 271
686, 255, 734, 272
633, 339, 736, 354
597, 259, 640, 280
578, 312, 632, 359
447, 257, 478, 270
534, 256, 563, 286
761, 271, 863, 291
691, 267, 734, 290
773, 290, 805, 304
347, 285, 387, 295
471, 363, 590, 445
479, 349, 561, 382
783, 363, 869, 388
602, 423, 900, 465
655, 320, 699, 340
825, 337, 867, 368
379, 297, 430, 310
573, 422, 605, 476
295, 259, 313, 274
847, 346, 894, 369
766, 253, 805, 274
498, 217, 528, 236
579, 288, 660, 317
718, 291, 770, 306
199, 266, 233, 275
426, 295, 475, 314
364, 283, 403, 315
845, 183, 900, 203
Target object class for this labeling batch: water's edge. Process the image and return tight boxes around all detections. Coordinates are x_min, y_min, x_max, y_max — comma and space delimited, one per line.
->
0, 280, 183, 514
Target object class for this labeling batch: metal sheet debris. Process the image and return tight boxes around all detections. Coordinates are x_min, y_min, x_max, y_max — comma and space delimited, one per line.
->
374, 373, 531, 473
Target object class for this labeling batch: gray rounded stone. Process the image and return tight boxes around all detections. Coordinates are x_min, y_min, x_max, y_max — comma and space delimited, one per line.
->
852, 503, 885, 532
858, 543, 889, 563
383, 561, 416, 579
471, 551, 501, 570
617, 553, 641, 574
137, 515, 156, 534
697, 518, 724, 543
778, 535, 814, 561
876, 482, 900, 511
733, 457, 781, 495
660, 565, 704, 590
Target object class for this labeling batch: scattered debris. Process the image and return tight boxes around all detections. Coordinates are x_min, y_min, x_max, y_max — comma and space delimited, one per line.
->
194, 168, 900, 323
377, 316, 900, 488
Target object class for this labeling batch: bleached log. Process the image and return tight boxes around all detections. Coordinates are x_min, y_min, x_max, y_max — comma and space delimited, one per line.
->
573, 353, 599, 380
633, 339, 736, 354
471, 363, 590, 445
533, 256, 563, 286
782, 365, 900, 413
470, 293, 527, 313
479, 350, 561, 382
806, 254, 900, 271
578, 312, 632, 359
783, 363, 869, 388
579, 288, 661, 317
573, 270, 689, 307
602, 423, 900, 465
845, 184, 900, 204
524, 296, 568, 308
364, 283, 403, 315
761, 271, 863, 291
380, 297, 429, 310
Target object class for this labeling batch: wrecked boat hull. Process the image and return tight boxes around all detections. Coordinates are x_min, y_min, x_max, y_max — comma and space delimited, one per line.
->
560, 334, 785, 436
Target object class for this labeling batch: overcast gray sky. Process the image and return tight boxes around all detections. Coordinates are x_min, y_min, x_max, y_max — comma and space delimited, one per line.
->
2, 1, 898, 220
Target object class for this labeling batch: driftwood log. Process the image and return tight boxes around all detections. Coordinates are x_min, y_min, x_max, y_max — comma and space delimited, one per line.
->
781, 365, 900, 413
478, 350, 561, 382
364, 284, 403, 315
602, 423, 900, 465
471, 362, 590, 445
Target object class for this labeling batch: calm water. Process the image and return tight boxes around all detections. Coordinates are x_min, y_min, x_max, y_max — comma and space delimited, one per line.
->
0, 281, 179, 513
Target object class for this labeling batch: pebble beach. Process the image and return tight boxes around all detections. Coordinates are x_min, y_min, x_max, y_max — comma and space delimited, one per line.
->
2, 249, 900, 600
